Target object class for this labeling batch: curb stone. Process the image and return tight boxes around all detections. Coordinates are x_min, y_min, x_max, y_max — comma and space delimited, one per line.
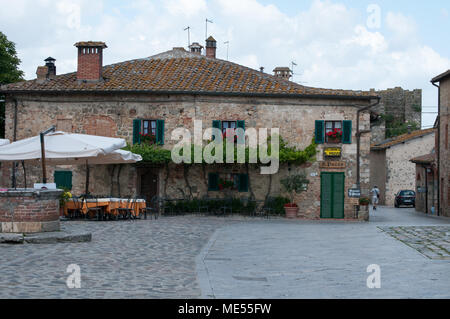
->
0, 233, 24, 244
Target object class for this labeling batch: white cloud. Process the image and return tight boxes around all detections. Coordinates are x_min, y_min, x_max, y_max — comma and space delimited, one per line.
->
165, 0, 207, 17
1, 0, 449, 126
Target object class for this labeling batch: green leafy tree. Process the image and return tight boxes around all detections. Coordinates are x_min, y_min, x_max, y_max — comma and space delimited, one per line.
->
0, 32, 24, 138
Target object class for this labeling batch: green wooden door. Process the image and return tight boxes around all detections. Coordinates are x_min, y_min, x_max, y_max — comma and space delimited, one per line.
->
320, 172, 345, 219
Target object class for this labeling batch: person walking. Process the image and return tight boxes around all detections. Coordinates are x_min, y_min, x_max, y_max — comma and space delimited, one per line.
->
370, 186, 380, 210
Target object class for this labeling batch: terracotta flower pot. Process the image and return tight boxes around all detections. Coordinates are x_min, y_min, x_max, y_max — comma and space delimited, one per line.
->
284, 206, 299, 219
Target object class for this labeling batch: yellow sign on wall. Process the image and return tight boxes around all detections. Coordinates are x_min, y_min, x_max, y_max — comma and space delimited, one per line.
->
324, 148, 341, 157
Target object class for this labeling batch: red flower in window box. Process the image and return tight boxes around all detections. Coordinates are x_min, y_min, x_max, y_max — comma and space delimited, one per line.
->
326, 128, 342, 142
139, 132, 156, 145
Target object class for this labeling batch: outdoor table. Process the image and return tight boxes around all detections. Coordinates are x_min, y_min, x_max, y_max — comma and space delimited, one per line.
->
64, 198, 146, 218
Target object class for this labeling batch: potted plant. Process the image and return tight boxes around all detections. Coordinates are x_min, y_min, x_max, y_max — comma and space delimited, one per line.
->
326, 128, 342, 143
280, 174, 310, 218
59, 189, 72, 216
359, 197, 370, 206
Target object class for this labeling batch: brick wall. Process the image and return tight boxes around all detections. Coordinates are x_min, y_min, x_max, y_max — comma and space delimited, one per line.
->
0, 189, 61, 233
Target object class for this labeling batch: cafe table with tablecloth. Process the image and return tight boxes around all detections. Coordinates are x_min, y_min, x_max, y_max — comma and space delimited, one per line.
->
64, 198, 146, 218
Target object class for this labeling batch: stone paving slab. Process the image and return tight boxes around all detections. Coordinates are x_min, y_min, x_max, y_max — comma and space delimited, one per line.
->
0, 216, 234, 298
379, 226, 450, 260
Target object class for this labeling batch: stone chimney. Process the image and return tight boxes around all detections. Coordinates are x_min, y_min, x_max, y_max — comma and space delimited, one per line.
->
273, 67, 292, 79
36, 66, 49, 84
189, 42, 203, 55
44, 57, 56, 79
205, 36, 217, 59
74, 41, 107, 82
35, 57, 57, 83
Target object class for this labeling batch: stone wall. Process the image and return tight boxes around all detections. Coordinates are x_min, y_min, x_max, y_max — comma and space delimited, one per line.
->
369, 150, 386, 204
384, 132, 435, 206
438, 77, 450, 217
1, 93, 373, 219
371, 87, 422, 145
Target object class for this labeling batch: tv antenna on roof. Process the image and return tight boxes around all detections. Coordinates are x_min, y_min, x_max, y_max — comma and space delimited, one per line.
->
184, 26, 191, 49
291, 61, 297, 81
205, 18, 213, 39
224, 41, 229, 60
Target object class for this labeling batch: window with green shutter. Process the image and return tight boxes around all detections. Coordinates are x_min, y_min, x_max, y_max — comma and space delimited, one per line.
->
342, 120, 352, 144
156, 119, 165, 145
315, 120, 324, 144
238, 174, 249, 192
212, 120, 221, 140
54, 171, 72, 190
208, 173, 219, 191
236, 120, 245, 144
132, 119, 141, 145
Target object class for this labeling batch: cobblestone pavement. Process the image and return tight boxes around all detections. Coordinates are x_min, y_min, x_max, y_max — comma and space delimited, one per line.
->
198, 207, 450, 299
379, 226, 450, 260
0, 216, 236, 298
1, 207, 449, 299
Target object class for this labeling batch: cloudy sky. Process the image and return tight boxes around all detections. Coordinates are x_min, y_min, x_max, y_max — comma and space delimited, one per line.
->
1, 0, 449, 126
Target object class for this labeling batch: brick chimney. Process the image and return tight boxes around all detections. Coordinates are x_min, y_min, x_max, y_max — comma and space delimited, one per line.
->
205, 36, 217, 59
273, 67, 292, 79
74, 41, 107, 82
189, 42, 203, 55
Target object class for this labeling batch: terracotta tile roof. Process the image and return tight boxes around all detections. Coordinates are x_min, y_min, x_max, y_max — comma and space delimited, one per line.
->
0, 48, 377, 98
410, 153, 435, 164
371, 128, 435, 150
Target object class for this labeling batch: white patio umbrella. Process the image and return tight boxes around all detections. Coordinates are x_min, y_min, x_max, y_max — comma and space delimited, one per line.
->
0, 131, 141, 193
0, 139, 10, 146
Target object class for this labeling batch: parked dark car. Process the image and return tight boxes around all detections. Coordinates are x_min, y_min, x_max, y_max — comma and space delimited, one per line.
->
394, 190, 416, 208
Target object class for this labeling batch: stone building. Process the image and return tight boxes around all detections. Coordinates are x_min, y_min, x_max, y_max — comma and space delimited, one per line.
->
370, 128, 435, 206
0, 39, 379, 220
370, 87, 422, 145
411, 151, 438, 215
431, 70, 450, 217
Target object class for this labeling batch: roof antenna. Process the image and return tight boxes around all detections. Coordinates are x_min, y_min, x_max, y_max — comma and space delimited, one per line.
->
184, 26, 191, 49
290, 61, 297, 81
205, 18, 213, 40
224, 41, 229, 60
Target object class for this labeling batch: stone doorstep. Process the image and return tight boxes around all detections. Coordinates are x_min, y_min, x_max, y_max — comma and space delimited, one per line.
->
0, 231, 91, 245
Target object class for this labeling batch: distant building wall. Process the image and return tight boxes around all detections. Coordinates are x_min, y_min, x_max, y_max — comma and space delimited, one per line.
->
369, 150, 386, 204
385, 132, 435, 206
371, 87, 422, 145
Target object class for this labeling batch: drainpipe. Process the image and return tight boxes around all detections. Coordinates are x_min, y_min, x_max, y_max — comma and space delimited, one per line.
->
11, 98, 18, 188
432, 82, 440, 216
356, 97, 381, 191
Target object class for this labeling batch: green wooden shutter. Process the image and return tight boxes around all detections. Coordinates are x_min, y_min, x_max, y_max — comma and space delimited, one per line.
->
156, 119, 165, 145
54, 171, 72, 190
315, 120, 324, 144
238, 174, 249, 192
320, 173, 332, 218
236, 120, 245, 144
342, 120, 352, 144
212, 120, 221, 141
332, 173, 345, 219
132, 119, 141, 145
208, 173, 219, 191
